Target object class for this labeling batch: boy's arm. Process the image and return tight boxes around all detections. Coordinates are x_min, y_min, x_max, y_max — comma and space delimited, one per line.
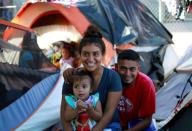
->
87, 100, 102, 122
126, 116, 152, 131
60, 96, 77, 131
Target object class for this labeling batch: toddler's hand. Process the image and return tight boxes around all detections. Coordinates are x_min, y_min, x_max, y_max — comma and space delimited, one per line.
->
86, 103, 94, 115
76, 100, 86, 113
86, 103, 93, 111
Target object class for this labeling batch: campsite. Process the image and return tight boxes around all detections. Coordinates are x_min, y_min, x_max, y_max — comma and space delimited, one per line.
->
0, 0, 192, 131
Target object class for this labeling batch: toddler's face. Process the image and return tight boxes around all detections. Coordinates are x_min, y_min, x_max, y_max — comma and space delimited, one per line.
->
73, 78, 91, 101
62, 48, 70, 59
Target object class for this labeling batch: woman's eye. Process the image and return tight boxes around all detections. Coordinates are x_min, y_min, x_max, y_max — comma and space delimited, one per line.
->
82, 52, 89, 57
93, 52, 99, 57
94, 51, 101, 57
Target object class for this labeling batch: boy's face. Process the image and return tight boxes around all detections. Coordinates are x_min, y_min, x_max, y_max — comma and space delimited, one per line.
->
117, 59, 140, 86
73, 77, 91, 101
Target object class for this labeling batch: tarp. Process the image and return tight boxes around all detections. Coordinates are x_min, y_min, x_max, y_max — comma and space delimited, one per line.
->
154, 73, 192, 121
0, 39, 21, 51
0, 73, 63, 131
26, 0, 173, 46
176, 45, 192, 72
0, 19, 62, 131
0, 0, 179, 129
154, 46, 192, 129
10, 0, 173, 65
0, 21, 57, 71
78, 0, 173, 46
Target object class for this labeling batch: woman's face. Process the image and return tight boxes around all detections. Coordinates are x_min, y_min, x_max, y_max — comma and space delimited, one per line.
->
80, 44, 103, 72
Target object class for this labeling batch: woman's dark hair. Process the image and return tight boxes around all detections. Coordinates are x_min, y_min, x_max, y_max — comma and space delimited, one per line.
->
79, 25, 106, 55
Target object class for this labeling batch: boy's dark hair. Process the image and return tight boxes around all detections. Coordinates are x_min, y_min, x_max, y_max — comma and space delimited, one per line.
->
118, 49, 140, 62
72, 70, 94, 88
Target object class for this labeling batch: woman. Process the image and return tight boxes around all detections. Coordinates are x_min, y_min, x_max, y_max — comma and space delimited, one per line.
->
60, 25, 122, 131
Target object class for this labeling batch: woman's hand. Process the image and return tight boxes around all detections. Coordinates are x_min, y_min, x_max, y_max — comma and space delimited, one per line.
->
63, 68, 75, 83
63, 67, 84, 83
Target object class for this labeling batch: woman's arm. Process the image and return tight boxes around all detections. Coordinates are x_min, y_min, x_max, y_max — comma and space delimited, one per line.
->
87, 100, 102, 122
92, 91, 122, 131
60, 96, 77, 131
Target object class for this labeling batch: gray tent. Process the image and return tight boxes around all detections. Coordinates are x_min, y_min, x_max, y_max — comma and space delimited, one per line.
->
154, 45, 192, 131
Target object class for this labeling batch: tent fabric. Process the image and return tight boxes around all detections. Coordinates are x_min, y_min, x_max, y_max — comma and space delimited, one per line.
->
9, 1, 174, 67
176, 45, 192, 71
0, 28, 58, 110
130, 45, 178, 86
134, 45, 167, 83
0, 73, 60, 131
15, 74, 64, 131
165, 104, 192, 131
0, 1, 178, 130
0, 62, 53, 110
0, 21, 62, 130
77, 0, 173, 46
15, 0, 173, 47
162, 45, 179, 78
154, 73, 192, 121
154, 46, 192, 129
177, 58, 192, 71
0, 30, 57, 72
0, 39, 21, 51
156, 83, 192, 129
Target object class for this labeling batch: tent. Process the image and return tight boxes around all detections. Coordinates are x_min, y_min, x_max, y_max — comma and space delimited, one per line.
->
10, 0, 173, 65
0, 0, 179, 130
8, 0, 177, 84
153, 45, 192, 130
0, 20, 64, 131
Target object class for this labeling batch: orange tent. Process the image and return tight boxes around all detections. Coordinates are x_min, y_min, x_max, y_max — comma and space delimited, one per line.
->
10, 2, 116, 66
